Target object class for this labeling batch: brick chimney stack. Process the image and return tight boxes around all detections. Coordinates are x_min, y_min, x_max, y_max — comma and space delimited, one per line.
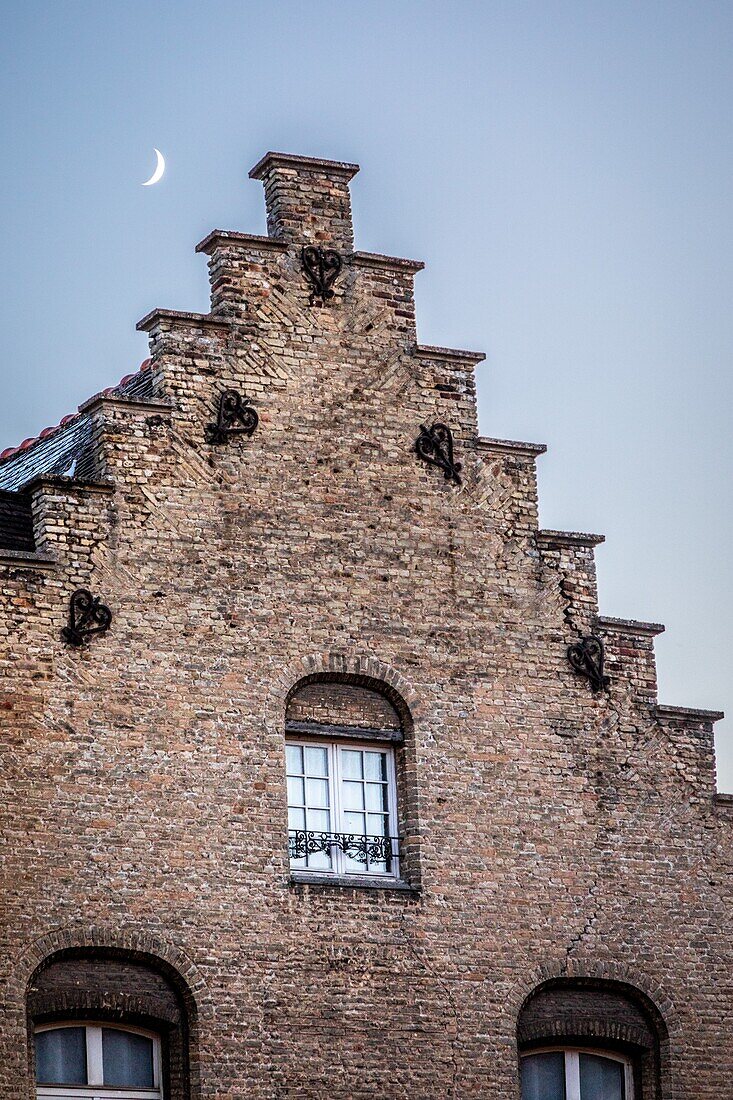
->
248, 151, 359, 251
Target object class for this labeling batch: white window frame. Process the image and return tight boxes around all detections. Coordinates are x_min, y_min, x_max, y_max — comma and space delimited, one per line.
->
35, 1021, 162, 1100
521, 1046, 634, 1100
286, 738, 400, 878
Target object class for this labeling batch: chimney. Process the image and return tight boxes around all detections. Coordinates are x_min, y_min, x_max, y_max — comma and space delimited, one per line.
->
248, 152, 359, 252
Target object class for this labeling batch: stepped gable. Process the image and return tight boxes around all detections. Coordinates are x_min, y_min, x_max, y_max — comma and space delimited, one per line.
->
0, 146, 730, 1098
0, 152, 723, 733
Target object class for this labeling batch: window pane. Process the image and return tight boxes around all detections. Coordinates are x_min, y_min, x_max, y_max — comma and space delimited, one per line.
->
341, 750, 363, 779
304, 745, 328, 777
306, 777, 330, 807
287, 743, 333, 871
521, 1052, 566, 1100
364, 751, 386, 781
579, 1054, 625, 1100
35, 1028, 88, 1085
286, 744, 303, 774
102, 1029, 155, 1087
365, 783, 388, 812
287, 776, 305, 806
307, 852, 331, 870
342, 781, 365, 810
367, 812, 388, 836
344, 811, 366, 834
303, 811, 331, 868
343, 823, 368, 872
307, 807, 330, 832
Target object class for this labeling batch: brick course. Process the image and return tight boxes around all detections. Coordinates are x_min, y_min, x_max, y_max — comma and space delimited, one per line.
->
0, 149, 729, 1098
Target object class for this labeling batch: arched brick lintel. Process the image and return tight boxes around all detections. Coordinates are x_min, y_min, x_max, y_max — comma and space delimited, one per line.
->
510, 959, 674, 1040
518, 1014, 654, 1050
263, 650, 423, 733
16, 925, 208, 1023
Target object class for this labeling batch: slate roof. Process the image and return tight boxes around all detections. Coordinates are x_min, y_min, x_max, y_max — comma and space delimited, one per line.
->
0, 415, 94, 493
0, 359, 154, 549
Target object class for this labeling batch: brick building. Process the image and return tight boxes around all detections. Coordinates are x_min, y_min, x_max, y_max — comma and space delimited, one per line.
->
0, 151, 729, 1099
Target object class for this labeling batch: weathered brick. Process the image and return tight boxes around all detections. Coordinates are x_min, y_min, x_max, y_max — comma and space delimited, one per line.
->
0, 150, 728, 1099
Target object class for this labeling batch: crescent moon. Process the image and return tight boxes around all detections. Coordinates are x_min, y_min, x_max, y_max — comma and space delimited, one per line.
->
142, 149, 165, 187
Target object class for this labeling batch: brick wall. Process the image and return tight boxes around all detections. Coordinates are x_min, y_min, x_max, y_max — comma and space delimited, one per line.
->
0, 150, 729, 1098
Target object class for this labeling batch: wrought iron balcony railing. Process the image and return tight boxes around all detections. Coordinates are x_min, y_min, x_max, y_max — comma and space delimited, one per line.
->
288, 829, 399, 870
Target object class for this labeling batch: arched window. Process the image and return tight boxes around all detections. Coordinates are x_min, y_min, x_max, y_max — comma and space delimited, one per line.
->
517, 977, 668, 1099
35, 1022, 162, 1099
27, 949, 197, 1100
521, 1047, 634, 1099
284, 675, 416, 884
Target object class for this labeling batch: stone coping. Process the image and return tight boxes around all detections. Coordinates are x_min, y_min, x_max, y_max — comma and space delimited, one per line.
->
78, 394, 173, 417
195, 230, 289, 256
655, 703, 725, 723
415, 344, 486, 366
136, 309, 231, 333
27, 477, 116, 497
195, 237, 424, 275
537, 529, 606, 547
597, 615, 666, 637
352, 251, 425, 274
0, 549, 57, 570
477, 437, 548, 457
249, 151, 360, 181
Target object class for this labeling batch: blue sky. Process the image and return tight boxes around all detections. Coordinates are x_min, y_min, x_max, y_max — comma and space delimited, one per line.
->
2, 1, 731, 784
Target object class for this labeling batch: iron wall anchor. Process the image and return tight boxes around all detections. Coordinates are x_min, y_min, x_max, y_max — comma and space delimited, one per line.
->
567, 634, 610, 692
205, 390, 259, 445
415, 422, 462, 485
62, 588, 112, 647
301, 245, 343, 306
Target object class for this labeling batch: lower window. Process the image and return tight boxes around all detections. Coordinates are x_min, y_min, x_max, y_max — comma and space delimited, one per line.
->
286, 739, 399, 877
521, 1047, 634, 1100
35, 1023, 162, 1099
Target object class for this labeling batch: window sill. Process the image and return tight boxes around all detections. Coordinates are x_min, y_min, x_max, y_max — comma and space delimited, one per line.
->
289, 870, 418, 893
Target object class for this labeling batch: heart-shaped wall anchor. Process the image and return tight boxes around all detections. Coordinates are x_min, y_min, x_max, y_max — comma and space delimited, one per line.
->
415, 422, 462, 485
205, 390, 259, 445
302, 245, 343, 306
61, 588, 113, 647
567, 634, 610, 692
